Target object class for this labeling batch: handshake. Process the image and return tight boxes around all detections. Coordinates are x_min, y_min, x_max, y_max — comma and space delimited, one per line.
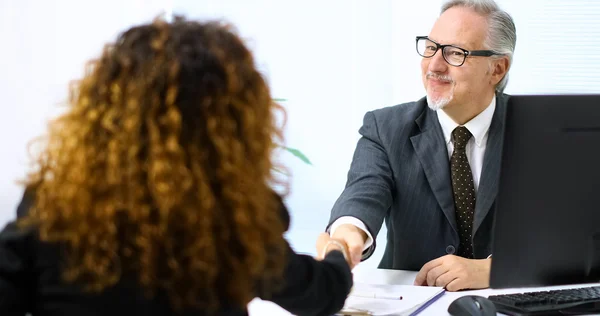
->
315, 224, 368, 269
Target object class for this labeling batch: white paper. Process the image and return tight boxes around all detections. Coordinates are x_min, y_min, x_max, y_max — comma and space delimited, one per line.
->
340, 283, 445, 316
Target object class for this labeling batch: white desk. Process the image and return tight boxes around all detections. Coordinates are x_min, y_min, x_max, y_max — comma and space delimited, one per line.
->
248, 267, 600, 315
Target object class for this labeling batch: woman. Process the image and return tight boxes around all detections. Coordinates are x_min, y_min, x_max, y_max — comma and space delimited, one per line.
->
0, 16, 352, 316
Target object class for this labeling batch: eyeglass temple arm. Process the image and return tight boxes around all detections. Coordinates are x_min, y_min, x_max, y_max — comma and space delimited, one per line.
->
468, 50, 501, 57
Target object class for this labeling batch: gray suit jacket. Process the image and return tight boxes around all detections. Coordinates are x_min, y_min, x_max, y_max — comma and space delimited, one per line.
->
329, 93, 508, 270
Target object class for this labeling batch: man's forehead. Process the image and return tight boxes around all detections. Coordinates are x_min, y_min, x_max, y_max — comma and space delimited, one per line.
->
426, 36, 473, 49
428, 8, 488, 49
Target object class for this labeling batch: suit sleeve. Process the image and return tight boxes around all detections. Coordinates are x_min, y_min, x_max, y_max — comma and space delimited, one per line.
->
266, 248, 352, 316
262, 198, 353, 316
328, 111, 394, 260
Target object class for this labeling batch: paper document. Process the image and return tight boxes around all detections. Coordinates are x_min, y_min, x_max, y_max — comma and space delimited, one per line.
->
337, 283, 445, 316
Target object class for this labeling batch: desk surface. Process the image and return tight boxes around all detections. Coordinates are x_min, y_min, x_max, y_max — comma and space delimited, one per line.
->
247, 267, 600, 316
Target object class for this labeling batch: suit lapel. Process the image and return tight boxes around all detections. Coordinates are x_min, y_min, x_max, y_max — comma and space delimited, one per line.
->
410, 100, 458, 234
473, 93, 509, 234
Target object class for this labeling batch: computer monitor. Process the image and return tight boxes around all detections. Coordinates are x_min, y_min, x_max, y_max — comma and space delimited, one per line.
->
490, 94, 600, 289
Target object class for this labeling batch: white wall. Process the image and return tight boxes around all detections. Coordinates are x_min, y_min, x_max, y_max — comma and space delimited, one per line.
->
1, 0, 600, 270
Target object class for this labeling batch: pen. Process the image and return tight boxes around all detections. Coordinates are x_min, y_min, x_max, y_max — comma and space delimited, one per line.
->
350, 291, 403, 300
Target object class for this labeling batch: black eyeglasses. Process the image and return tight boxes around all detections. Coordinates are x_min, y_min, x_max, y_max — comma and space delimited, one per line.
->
416, 36, 500, 67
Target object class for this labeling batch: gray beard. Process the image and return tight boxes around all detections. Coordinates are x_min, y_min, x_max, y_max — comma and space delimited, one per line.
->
427, 94, 453, 111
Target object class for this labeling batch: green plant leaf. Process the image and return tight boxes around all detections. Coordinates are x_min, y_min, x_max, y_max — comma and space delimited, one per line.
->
283, 146, 312, 165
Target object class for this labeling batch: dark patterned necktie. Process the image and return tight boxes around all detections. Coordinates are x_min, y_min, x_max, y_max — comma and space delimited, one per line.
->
451, 126, 475, 258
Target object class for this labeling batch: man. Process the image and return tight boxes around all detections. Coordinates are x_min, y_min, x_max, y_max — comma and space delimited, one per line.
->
320, 0, 516, 291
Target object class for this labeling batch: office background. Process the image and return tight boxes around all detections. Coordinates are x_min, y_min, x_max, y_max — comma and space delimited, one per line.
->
1, 0, 599, 270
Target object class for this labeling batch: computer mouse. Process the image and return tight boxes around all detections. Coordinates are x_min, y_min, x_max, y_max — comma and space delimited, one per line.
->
447, 295, 497, 316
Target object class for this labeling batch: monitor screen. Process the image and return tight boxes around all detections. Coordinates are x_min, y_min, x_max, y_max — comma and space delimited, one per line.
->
490, 94, 600, 288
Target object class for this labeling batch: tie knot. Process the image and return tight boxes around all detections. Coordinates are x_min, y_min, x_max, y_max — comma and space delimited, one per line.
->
452, 126, 472, 150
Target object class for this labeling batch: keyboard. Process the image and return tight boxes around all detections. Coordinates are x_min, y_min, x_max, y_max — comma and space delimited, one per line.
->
488, 286, 600, 315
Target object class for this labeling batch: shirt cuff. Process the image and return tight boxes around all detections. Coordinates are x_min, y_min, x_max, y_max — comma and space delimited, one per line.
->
329, 216, 373, 251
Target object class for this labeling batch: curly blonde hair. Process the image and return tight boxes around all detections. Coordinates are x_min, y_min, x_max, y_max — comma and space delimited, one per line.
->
22, 16, 288, 312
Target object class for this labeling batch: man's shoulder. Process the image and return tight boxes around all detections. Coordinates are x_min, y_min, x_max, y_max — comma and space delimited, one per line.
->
367, 96, 428, 125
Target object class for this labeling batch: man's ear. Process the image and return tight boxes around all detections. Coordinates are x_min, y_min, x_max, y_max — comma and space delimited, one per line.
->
491, 56, 510, 86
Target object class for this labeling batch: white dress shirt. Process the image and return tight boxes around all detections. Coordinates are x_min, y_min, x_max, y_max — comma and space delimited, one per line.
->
329, 97, 497, 252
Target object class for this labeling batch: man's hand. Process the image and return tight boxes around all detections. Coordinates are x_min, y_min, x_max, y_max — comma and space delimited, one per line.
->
413, 255, 491, 291
316, 224, 367, 268
315, 233, 354, 267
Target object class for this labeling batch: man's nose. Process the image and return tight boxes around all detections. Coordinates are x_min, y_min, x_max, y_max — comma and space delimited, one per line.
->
428, 49, 448, 73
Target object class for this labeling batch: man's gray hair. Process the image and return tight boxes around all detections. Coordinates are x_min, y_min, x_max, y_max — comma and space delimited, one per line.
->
441, 0, 516, 92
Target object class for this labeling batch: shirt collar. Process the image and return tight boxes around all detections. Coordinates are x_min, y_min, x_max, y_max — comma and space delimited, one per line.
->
436, 96, 496, 148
